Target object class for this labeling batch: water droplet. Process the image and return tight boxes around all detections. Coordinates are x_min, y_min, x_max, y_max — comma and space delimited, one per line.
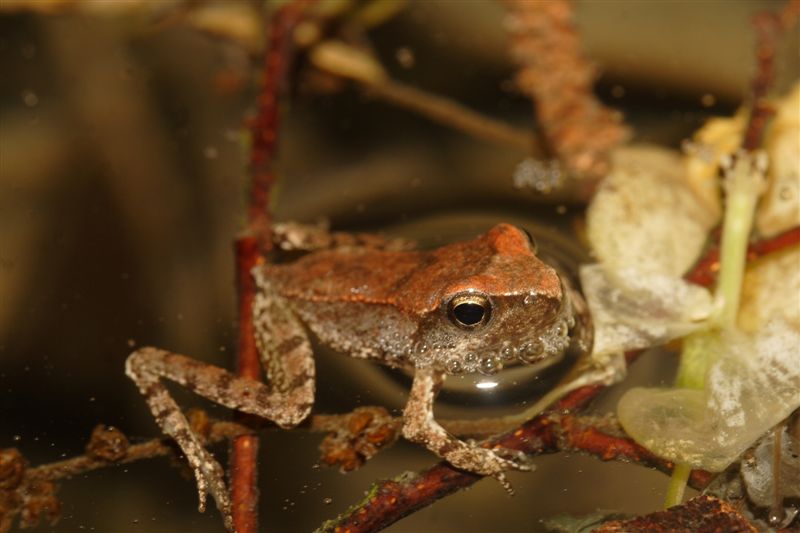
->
322, 497, 333, 505
465, 352, 478, 363
21, 89, 38, 107
517, 340, 543, 363
12, 435, 21, 442
445, 358, 463, 374
479, 356, 500, 375
554, 320, 568, 337
395, 47, 415, 68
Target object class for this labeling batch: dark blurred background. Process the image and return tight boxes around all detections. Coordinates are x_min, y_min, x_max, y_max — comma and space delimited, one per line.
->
1, 1, 797, 531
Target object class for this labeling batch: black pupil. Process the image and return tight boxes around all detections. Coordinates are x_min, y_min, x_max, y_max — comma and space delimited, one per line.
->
453, 302, 485, 326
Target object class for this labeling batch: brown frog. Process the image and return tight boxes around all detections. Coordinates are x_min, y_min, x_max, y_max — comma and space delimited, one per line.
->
126, 223, 577, 531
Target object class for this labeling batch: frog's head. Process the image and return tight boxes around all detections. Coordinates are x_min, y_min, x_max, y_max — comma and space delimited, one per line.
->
406, 224, 575, 375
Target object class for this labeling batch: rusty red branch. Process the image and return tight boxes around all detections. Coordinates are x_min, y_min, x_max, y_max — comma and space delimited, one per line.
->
232, 2, 313, 532
685, 226, 800, 287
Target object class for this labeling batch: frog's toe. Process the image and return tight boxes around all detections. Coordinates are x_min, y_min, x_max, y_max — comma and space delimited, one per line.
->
492, 471, 517, 495
190, 449, 233, 530
492, 447, 533, 472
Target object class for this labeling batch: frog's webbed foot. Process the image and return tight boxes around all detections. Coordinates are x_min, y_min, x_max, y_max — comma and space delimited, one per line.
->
402, 368, 533, 492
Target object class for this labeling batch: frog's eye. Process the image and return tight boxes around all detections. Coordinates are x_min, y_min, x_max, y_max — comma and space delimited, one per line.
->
448, 293, 492, 329
521, 228, 538, 254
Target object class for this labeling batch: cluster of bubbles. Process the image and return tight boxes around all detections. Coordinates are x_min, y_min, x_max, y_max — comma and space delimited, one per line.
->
377, 296, 576, 377
436, 312, 575, 376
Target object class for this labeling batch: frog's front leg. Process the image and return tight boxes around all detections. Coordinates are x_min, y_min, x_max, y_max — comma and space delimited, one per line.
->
401, 367, 532, 492
125, 285, 314, 530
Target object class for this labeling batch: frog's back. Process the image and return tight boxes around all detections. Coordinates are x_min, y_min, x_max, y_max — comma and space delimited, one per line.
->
265, 248, 426, 307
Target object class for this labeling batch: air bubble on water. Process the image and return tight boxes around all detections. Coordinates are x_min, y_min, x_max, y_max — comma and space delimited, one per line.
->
322, 497, 333, 505
517, 340, 543, 363
500, 346, 516, 360
479, 356, 500, 375
445, 358, 462, 374
12, 435, 21, 442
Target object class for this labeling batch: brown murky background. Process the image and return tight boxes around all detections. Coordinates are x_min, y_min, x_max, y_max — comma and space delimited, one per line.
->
1, 1, 797, 531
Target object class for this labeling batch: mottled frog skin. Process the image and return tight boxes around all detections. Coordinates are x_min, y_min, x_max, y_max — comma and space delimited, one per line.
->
126, 223, 577, 531
260, 223, 573, 374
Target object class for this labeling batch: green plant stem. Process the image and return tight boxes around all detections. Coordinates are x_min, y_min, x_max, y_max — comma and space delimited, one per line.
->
664, 153, 765, 508
716, 156, 763, 329
664, 463, 692, 508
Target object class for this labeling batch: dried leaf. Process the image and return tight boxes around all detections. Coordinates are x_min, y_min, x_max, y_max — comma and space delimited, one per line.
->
580, 264, 712, 356
738, 246, 800, 333
683, 110, 747, 221
588, 145, 716, 281
757, 82, 800, 237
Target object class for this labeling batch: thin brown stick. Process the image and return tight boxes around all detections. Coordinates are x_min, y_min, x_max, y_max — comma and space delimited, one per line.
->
365, 79, 540, 154
306, 40, 543, 155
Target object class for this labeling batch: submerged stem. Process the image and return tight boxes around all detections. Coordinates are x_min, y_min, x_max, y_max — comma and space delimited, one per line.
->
664, 463, 692, 508
665, 151, 767, 508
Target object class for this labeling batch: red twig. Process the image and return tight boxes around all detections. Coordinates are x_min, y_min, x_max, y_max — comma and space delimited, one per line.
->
231, 238, 262, 533
743, 13, 780, 151
685, 226, 800, 287
318, 227, 798, 533
231, 3, 312, 531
